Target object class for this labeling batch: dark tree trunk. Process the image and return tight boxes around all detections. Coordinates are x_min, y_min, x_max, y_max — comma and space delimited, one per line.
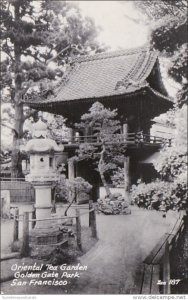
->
11, 3, 24, 179
64, 195, 76, 216
98, 142, 112, 198
11, 103, 24, 178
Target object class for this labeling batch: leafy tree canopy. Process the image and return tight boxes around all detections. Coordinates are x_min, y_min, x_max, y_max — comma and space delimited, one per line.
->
0, 0, 101, 176
131, 1, 188, 211
0, 0, 100, 101
136, 0, 188, 106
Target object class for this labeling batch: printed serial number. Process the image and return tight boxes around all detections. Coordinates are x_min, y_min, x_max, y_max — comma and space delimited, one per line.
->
157, 279, 181, 285
169, 279, 181, 285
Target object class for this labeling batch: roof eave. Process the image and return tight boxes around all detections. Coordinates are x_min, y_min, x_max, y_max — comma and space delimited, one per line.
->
23, 85, 173, 110
23, 88, 147, 109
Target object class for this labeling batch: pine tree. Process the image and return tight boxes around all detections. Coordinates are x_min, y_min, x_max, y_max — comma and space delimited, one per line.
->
75, 102, 126, 198
136, 0, 187, 106
0, 0, 99, 177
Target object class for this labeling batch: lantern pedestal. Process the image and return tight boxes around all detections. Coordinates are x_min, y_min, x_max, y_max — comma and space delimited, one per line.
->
29, 182, 68, 258
34, 183, 52, 228
22, 119, 68, 258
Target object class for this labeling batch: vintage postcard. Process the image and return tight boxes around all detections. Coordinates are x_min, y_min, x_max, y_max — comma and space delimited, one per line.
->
0, 0, 187, 297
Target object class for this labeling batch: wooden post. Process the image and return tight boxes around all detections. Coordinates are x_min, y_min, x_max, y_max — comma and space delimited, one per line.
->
32, 207, 36, 229
21, 212, 30, 257
124, 157, 130, 192
89, 200, 92, 227
140, 264, 153, 294
68, 158, 76, 202
75, 208, 82, 250
68, 159, 75, 180
151, 265, 160, 294
13, 208, 19, 242
162, 242, 171, 294
69, 128, 74, 144
123, 123, 130, 202
89, 200, 97, 238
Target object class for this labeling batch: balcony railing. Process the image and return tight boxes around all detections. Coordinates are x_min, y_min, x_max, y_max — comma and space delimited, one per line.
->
2, 133, 171, 155
57, 132, 172, 148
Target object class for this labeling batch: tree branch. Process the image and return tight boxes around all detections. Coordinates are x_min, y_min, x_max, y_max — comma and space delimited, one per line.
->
47, 44, 71, 64
1, 122, 14, 131
0, 2, 13, 22
46, 44, 84, 64
27, 53, 45, 64
98, 141, 111, 197
23, 111, 36, 121
21, 80, 33, 95
44, 46, 54, 64
123, 13, 149, 25
2, 39, 15, 61
0, 158, 12, 164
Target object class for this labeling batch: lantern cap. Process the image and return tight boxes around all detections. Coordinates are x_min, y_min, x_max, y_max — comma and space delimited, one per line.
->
32, 119, 48, 138
25, 138, 64, 153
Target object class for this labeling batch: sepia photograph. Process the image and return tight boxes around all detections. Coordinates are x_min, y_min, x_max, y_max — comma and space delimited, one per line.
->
0, 0, 187, 296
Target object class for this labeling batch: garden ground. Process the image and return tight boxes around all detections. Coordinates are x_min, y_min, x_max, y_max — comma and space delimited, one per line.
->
1, 205, 179, 294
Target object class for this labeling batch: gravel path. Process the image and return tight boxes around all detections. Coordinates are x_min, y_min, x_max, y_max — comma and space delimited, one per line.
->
68, 207, 178, 294
1, 206, 178, 294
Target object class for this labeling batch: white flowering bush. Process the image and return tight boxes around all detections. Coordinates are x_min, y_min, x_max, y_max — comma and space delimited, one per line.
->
153, 106, 187, 179
131, 105, 187, 212
131, 178, 187, 211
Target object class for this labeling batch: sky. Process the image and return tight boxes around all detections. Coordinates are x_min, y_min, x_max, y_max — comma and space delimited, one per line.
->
77, 1, 149, 50
77, 1, 179, 96
1, 0, 179, 144
2, 0, 151, 148
2, 0, 178, 96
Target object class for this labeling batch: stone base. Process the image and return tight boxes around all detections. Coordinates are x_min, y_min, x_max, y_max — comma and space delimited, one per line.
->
29, 226, 68, 259
30, 239, 68, 259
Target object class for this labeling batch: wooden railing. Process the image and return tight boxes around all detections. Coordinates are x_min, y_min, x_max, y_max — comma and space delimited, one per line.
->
57, 132, 172, 147
7, 201, 97, 258
140, 213, 185, 294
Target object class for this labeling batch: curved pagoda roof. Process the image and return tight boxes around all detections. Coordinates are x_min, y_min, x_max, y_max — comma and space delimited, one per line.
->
23, 46, 173, 123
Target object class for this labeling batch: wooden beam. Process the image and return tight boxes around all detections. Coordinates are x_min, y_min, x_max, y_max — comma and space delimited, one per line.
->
13, 208, 19, 242
75, 208, 82, 251
20, 212, 30, 257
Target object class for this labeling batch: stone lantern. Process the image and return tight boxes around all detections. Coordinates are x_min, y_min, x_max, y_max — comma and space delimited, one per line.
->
23, 119, 67, 256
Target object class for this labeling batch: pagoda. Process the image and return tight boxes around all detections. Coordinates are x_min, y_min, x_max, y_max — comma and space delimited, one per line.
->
23, 46, 173, 199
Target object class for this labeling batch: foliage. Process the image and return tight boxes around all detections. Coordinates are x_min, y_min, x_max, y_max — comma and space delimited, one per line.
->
67, 177, 92, 195
153, 105, 187, 180
64, 177, 92, 216
131, 102, 187, 213
136, 1, 187, 21
75, 102, 126, 197
131, 176, 187, 212
136, 0, 188, 107
49, 247, 77, 265
40, 112, 70, 142
0, 1, 99, 98
52, 174, 68, 203
53, 175, 92, 203
0, 0, 100, 176
132, 1, 188, 211
111, 167, 124, 187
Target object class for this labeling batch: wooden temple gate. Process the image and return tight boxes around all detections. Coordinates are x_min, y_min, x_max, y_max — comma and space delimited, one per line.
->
23, 46, 174, 198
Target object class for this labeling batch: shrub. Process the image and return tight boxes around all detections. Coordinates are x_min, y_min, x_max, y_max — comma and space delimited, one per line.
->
67, 177, 92, 195
131, 176, 187, 212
